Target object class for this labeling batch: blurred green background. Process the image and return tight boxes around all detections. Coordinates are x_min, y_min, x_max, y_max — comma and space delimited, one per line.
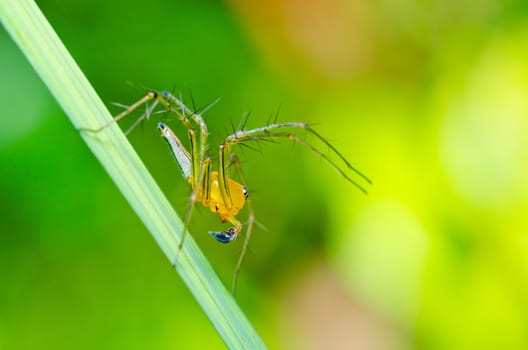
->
1, 0, 528, 349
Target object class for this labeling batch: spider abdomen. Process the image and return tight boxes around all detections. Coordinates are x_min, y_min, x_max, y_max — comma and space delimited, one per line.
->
200, 171, 247, 222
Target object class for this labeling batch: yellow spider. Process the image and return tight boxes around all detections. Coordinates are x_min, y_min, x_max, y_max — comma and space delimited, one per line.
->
81, 91, 371, 291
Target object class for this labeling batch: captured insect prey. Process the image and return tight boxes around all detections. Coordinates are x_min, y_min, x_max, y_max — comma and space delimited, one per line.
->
79, 90, 371, 292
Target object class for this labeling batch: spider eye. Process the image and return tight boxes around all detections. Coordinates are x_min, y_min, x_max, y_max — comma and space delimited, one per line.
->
209, 227, 237, 243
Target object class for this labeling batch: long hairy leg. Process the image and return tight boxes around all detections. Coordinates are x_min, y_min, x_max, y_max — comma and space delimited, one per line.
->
155, 94, 213, 262
173, 156, 210, 266
225, 122, 372, 194
229, 152, 254, 295
159, 123, 210, 266
78, 92, 159, 134
78, 90, 196, 136
161, 91, 213, 164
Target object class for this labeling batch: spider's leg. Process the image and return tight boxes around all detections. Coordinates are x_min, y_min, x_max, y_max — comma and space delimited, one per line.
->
156, 92, 210, 190
218, 143, 232, 208
162, 92, 210, 163
158, 123, 192, 181
229, 152, 254, 295
79, 92, 158, 133
174, 156, 210, 265
225, 122, 371, 194
159, 122, 210, 266
123, 100, 158, 135
157, 94, 214, 266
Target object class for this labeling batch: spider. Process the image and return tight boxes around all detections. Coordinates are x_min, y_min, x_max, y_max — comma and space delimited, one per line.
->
81, 90, 371, 292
